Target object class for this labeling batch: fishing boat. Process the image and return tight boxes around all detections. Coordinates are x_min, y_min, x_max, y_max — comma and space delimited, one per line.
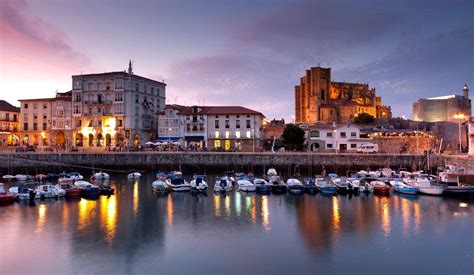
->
390, 181, 418, 195
152, 173, 169, 193
56, 182, 81, 198
91, 171, 110, 181
315, 178, 337, 195
372, 181, 391, 196
36, 184, 65, 199
166, 172, 191, 192
237, 175, 256, 192
303, 178, 317, 194
286, 178, 304, 194
214, 176, 233, 194
254, 178, 271, 194
9, 186, 39, 201
67, 172, 84, 181
127, 172, 142, 179
0, 183, 15, 205
74, 180, 101, 197
190, 175, 208, 193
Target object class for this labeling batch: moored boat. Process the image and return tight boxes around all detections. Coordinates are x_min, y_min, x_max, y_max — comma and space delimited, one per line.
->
286, 178, 304, 194
214, 176, 233, 194
56, 182, 81, 198
254, 178, 271, 194
332, 177, 350, 195
68, 172, 84, 181
2, 175, 15, 182
15, 174, 28, 181
315, 178, 337, 195
9, 185, 39, 201
166, 172, 191, 192
74, 180, 101, 197
190, 175, 208, 193
91, 171, 110, 181
0, 183, 15, 205
372, 181, 391, 196
237, 176, 256, 192
127, 172, 142, 179
36, 184, 65, 199
390, 181, 418, 195
303, 178, 317, 194
266, 168, 286, 194
410, 177, 444, 195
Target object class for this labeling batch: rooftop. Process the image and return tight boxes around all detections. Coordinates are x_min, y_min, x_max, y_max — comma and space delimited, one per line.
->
177, 105, 264, 117
72, 71, 166, 86
0, 100, 20, 113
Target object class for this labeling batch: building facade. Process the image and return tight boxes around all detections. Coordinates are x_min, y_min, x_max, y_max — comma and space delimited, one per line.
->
50, 91, 72, 150
157, 104, 186, 146
469, 117, 474, 156
413, 84, 471, 122
295, 66, 391, 124
0, 100, 20, 147
19, 98, 52, 148
305, 123, 372, 152
71, 62, 166, 150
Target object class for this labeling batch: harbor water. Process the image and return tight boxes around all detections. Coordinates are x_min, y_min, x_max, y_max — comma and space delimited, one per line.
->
0, 172, 472, 275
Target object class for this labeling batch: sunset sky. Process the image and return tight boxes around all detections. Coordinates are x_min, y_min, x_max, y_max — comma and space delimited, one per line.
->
0, 0, 472, 120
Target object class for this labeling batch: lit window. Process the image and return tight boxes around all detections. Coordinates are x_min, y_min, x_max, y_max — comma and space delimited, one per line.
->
246, 131, 251, 138
235, 131, 240, 138
225, 131, 229, 139
215, 131, 219, 138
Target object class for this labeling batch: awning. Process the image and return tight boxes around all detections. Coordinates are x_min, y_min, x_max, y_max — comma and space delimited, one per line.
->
185, 136, 204, 141
156, 137, 181, 142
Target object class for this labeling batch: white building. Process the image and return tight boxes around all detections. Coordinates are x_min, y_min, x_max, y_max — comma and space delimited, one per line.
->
19, 98, 52, 148
305, 123, 372, 152
71, 62, 166, 150
157, 104, 186, 146
50, 91, 72, 150
469, 117, 474, 156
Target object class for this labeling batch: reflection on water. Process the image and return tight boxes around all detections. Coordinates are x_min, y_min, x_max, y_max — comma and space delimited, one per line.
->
35, 204, 47, 234
1, 172, 472, 275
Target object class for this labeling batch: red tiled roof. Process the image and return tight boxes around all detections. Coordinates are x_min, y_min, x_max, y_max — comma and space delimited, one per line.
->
177, 105, 264, 117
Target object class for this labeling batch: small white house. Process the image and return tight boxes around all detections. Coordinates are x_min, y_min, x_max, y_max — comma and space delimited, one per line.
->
305, 123, 372, 152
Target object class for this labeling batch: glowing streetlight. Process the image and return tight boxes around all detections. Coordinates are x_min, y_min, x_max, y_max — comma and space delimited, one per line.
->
454, 113, 465, 153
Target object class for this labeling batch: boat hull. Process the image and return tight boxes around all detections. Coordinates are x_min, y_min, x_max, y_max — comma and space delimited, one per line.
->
394, 187, 418, 195
288, 185, 304, 194
65, 188, 82, 198
0, 193, 15, 205
319, 186, 337, 195
271, 185, 287, 194
374, 186, 391, 196
256, 185, 271, 194
418, 186, 444, 195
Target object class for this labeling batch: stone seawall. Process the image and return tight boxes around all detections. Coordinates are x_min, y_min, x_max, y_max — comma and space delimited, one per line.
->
0, 152, 450, 174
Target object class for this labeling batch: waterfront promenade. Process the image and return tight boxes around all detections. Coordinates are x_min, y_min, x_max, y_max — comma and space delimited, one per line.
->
1, 151, 470, 172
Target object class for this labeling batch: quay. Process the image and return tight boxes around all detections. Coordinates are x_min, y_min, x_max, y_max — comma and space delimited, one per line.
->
1, 152, 471, 173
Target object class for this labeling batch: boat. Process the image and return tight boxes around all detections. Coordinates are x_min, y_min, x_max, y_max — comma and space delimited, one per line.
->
348, 179, 360, 194
127, 172, 142, 179
2, 175, 15, 182
214, 176, 233, 194
58, 177, 74, 185
286, 178, 304, 194
372, 181, 391, 196
98, 183, 115, 195
74, 180, 101, 197
9, 186, 39, 201
91, 171, 110, 181
56, 182, 81, 198
390, 181, 418, 195
315, 177, 337, 195
36, 184, 65, 199
266, 169, 286, 194
190, 175, 208, 193
35, 174, 48, 182
0, 183, 15, 205
237, 175, 256, 192
47, 173, 59, 181
408, 177, 444, 195
303, 178, 317, 194
358, 179, 374, 194
267, 168, 278, 177
332, 177, 350, 194
254, 178, 271, 194
15, 174, 28, 181
67, 172, 84, 181
166, 172, 191, 192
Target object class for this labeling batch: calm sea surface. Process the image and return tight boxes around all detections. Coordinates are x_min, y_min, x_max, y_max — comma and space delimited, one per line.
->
0, 172, 472, 275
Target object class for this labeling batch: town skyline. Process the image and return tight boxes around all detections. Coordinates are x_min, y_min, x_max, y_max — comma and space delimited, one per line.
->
1, 0, 473, 121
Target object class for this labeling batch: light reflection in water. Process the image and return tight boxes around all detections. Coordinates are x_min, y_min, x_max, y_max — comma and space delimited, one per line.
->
214, 195, 221, 218
331, 197, 340, 238
413, 202, 421, 235
100, 195, 117, 244
167, 195, 174, 227
133, 180, 139, 218
78, 199, 96, 231
250, 196, 256, 223
61, 203, 69, 233
401, 197, 410, 236
234, 192, 241, 217
224, 195, 231, 217
380, 197, 391, 237
35, 204, 47, 234
261, 196, 270, 231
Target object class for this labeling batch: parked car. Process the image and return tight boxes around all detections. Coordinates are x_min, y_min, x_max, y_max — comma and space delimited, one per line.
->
356, 143, 378, 153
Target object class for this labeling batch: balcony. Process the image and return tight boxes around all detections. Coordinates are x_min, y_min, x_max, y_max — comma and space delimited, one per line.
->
0, 118, 18, 122
83, 112, 114, 117
84, 100, 113, 105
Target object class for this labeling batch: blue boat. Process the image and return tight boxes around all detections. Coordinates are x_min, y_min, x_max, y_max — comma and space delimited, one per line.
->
390, 181, 418, 195
303, 178, 317, 194
316, 178, 337, 195
254, 178, 271, 194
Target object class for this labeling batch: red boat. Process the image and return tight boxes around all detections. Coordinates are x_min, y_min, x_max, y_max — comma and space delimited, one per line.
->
56, 183, 81, 198
372, 181, 391, 196
0, 183, 15, 205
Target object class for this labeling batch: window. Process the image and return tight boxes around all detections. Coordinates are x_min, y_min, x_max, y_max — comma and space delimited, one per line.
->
340, 132, 346, 138
33, 123, 38, 131
88, 120, 92, 127
24, 103, 28, 109
42, 123, 47, 130
246, 119, 251, 128
73, 105, 81, 114
135, 95, 139, 103
43, 115, 47, 120
117, 119, 123, 127
246, 131, 251, 138
215, 115, 219, 118
33, 103, 38, 109
135, 83, 139, 91
73, 80, 82, 90
214, 140, 221, 149
88, 83, 93, 91
327, 132, 333, 137
76, 120, 81, 127
33, 115, 37, 119
310, 130, 320, 138
115, 92, 123, 102
215, 120, 219, 129
215, 131, 219, 138
236, 120, 240, 128
186, 124, 191, 131
23, 123, 28, 131
327, 143, 333, 149
225, 120, 229, 128
74, 93, 82, 103
98, 120, 102, 127
235, 131, 241, 138
351, 144, 357, 149
351, 132, 357, 137
225, 131, 229, 139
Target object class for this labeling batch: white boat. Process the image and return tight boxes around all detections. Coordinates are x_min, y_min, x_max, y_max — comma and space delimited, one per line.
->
237, 178, 256, 192
9, 186, 40, 200
267, 168, 278, 177
15, 174, 28, 181
357, 179, 374, 193
68, 172, 84, 180
2, 175, 15, 181
286, 178, 304, 194
166, 172, 191, 192
190, 176, 208, 193
214, 176, 233, 193
127, 172, 142, 179
91, 171, 110, 181
410, 177, 444, 195
152, 179, 169, 193
348, 179, 360, 193
36, 184, 65, 198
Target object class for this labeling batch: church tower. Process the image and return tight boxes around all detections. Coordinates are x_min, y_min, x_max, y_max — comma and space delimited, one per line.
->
463, 84, 469, 99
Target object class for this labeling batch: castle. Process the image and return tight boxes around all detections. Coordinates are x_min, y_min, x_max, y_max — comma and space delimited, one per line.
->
294, 66, 391, 124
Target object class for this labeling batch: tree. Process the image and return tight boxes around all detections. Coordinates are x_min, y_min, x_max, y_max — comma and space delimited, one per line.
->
354, 113, 375, 124
282, 124, 305, 151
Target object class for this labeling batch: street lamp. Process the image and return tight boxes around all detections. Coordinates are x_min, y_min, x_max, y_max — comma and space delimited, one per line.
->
168, 127, 172, 150
454, 113, 465, 153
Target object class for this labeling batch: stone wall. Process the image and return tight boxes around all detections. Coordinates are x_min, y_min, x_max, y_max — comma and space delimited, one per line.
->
373, 136, 438, 154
